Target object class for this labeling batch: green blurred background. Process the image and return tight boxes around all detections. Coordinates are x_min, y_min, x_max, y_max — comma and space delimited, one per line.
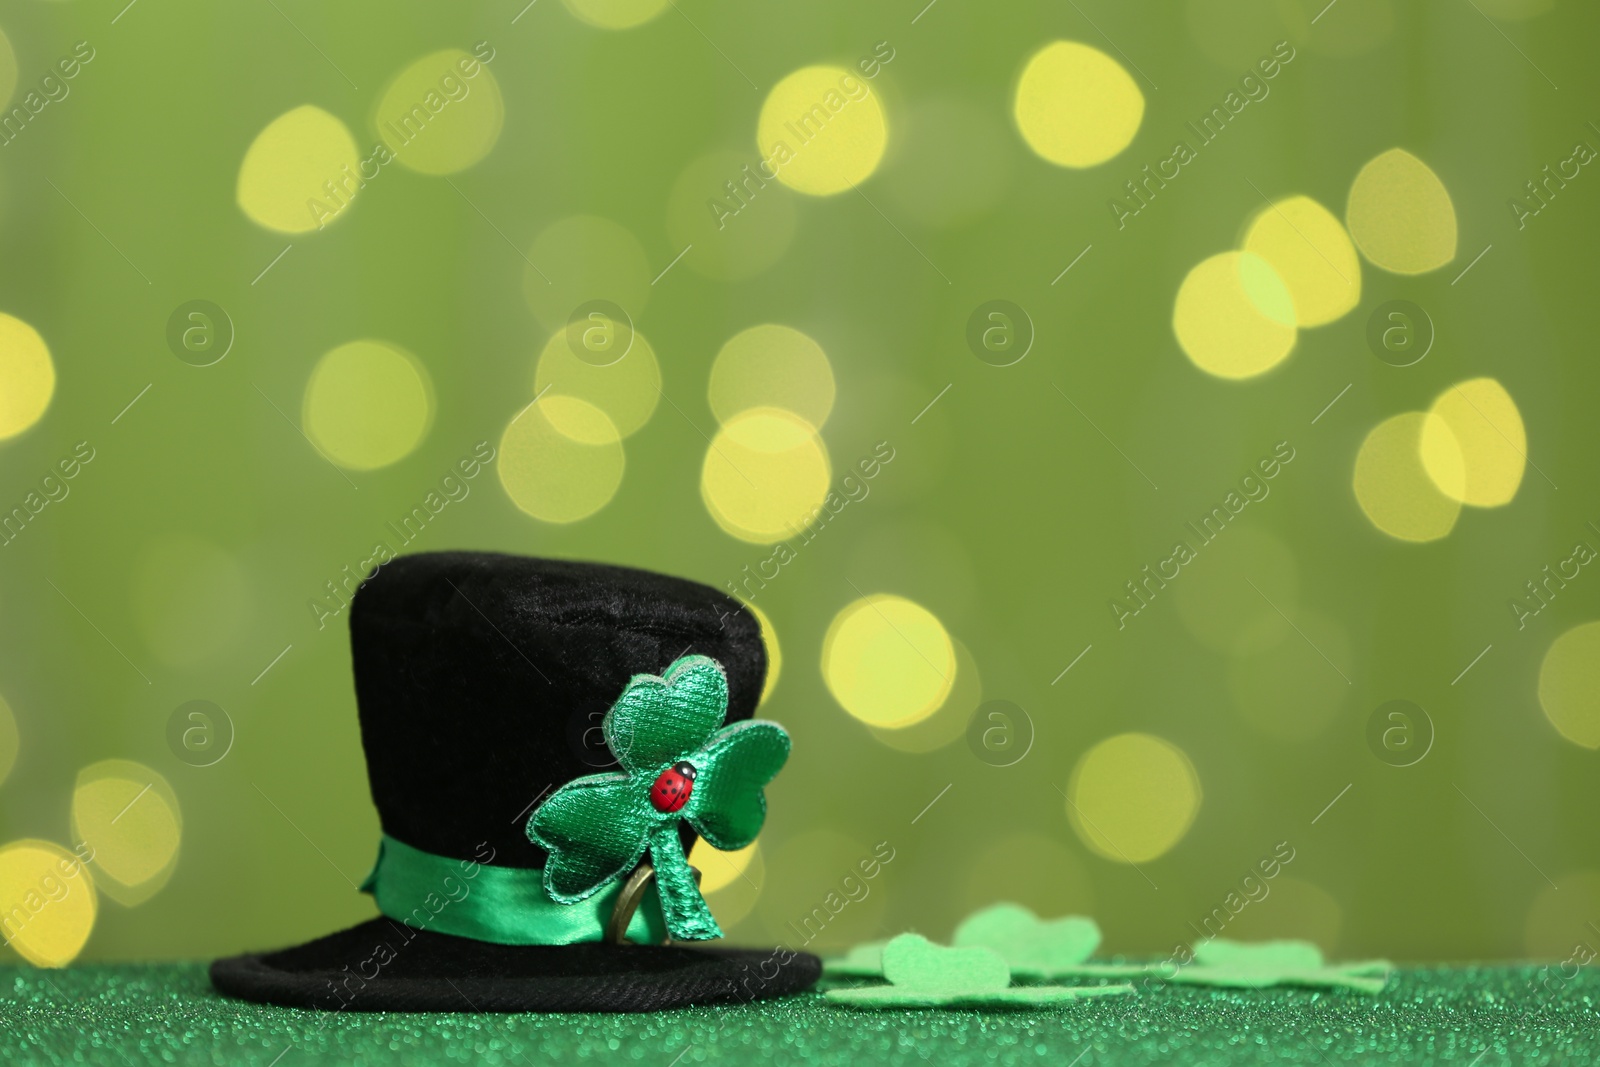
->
0, 0, 1597, 968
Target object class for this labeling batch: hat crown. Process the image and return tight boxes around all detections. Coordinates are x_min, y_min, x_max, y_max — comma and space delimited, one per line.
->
349, 552, 766, 869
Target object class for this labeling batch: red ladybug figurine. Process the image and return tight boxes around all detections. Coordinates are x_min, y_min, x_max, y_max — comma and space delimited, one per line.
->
649, 760, 697, 814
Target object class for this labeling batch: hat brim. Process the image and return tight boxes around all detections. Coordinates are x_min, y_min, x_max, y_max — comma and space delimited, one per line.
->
210, 919, 820, 1013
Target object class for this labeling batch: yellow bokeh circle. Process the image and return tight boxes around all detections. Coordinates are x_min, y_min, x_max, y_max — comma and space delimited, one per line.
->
561, 0, 669, 29
1539, 622, 1600, 749
1173, 251, 1297, 379
497, 395, 625, 523
746, 602, 781, 705
237, 105, 361, 234
700, 407, 830, 544
1423, 378, 1526, 507
869, 638, 981, 754
1241, 195, 1361, 327
1013, 40, 1144, 168
0, 312, 55, 440
688, 837, 765, 931
822, 594, 956, 729
757, 65, 888, 196
0, 839, 96, 967
71, 760, 182, 907
1346, 147, 1458, 275
1067, 733, 1202, 864
534, 326, 660, 439
1352, 412, 1462, 542
303, 340, 435, 471
688, 838, 761, 895
375, 49, 504, 175
709, 324, 835, 429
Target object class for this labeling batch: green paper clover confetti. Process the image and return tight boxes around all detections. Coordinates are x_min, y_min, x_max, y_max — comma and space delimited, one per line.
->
527, 655, 789, 941
825, 904, 1394, 995
821, 940, 887, 979
1167, 939, 1392, 994
825, 934, 1135, 1009
951, 903, 1158, 980
826, 904, 1139, 982
952, 903, 1103, 979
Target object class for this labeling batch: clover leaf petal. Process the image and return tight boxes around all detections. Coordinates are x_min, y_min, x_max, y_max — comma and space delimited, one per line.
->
604, 655, 729, 776
686, 720, 789, 850
1191, 938, 1325, 972
822, 940, 887, 979
527, 773, 655, 903
824, 933, 1135, 1010
884, 933, 1011, 994
952, 903, 1102, 979
1170, 938, 1393, 994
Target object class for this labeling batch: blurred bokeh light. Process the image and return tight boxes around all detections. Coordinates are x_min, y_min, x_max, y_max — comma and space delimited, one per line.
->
1174, 251, 1297, 379
0, 840, 96, 967
70, 760, 182, 908
757, 65, 888, 196
1345, 148, 1458, 275
1013, 41, 1143, 168
1241, 196, 1361, 327
1067, 734, 1202, 865
0, 0, 1593, 970
822, 594, 956, 729
236, 105, 361, 235
1353, 412, 1463, 542
498, 396, 625, 523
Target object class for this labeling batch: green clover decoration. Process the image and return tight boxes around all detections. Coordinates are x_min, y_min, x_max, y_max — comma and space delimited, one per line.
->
824, 904, 1392, 995
527, 654, 789, 942
824, 934, 1135, 1009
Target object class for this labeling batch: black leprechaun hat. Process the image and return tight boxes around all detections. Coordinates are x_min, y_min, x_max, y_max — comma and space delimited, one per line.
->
210, 551, 819, 1012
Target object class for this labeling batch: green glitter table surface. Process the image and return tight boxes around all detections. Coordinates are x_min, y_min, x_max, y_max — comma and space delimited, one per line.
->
3, 965, 1596, 1065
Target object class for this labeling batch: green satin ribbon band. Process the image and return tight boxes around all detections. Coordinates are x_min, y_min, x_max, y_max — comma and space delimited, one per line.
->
360, 834, 667, 947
